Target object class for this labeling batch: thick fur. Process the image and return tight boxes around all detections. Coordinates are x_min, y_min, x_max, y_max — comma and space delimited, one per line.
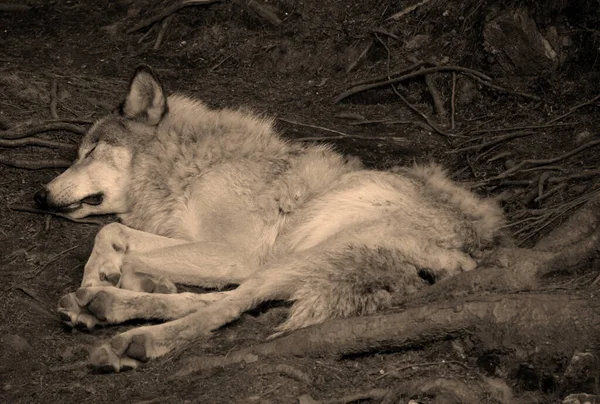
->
38, 66, 506, 372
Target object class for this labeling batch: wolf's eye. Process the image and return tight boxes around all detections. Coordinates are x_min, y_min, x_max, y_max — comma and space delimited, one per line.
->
84, 145, 97, 158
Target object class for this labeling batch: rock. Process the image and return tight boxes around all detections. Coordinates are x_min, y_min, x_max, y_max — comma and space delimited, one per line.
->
483, 8, 559, 75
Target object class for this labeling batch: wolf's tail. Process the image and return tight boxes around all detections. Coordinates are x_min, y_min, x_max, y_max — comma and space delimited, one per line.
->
271, 244, 427, 335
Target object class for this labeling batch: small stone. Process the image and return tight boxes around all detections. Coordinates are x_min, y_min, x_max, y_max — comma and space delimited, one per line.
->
243, 353, 259, 364
574, 130, 593, 145
505, 159, 516, 169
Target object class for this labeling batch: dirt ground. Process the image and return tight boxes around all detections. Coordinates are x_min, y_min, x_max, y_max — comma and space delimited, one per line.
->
1, 1, 600, 403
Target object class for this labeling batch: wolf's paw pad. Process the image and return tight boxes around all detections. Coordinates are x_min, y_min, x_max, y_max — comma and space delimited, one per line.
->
57, 291, 106, 330
89, 334, 153, 373
119, 270, 177, 294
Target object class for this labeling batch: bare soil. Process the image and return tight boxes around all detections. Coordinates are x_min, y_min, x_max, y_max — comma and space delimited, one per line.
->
1, 1, 600, 403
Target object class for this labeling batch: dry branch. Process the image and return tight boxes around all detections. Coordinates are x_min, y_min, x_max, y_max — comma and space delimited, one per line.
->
127, 0, 222, 34
547, 93, 600, 124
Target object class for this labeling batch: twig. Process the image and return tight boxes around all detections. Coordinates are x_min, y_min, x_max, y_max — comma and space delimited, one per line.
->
346, 41, 373, 73
25, 245, 79, 280
153, 14, 174, 50
548, 169, 600, 183
278, 118, 407, 142
0, 137, 76, 150
50, 79, 59, 119
548, 93, 600, 124
451, 72, 456, 130
387, 0, 431, 20
464, 122, 573, 137
463, 72, 540, 101
451, 130, 536, 153
534, 183, 567, 203
0, 157, 71, 169
490, 139, 600, 182
392, 87, 460, 138
210, 55, 232, 71
0, 122, 87, 140
377, 360, 471, 380
425, 74, 447, 119
348, 119, 432, 131
9, 205, 104, 226
348, 62, 426, 87
127, 0, 223, 34
371, 27, 400, 41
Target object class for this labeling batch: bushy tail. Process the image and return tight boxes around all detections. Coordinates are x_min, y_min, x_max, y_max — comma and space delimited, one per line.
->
272, 245, 427, 336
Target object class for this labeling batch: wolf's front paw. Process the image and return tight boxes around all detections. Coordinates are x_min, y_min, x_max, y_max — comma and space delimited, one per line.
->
89, 330, 164, 373
57, 289, 108, 330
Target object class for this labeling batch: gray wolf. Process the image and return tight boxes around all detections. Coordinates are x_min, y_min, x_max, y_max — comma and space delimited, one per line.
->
35, 66, 505, 372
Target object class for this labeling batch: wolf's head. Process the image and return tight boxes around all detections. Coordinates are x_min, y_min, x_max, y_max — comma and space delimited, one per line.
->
34, 65, 168, 218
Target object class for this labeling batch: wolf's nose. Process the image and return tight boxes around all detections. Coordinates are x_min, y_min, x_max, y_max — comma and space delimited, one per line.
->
34, 188, 49, 207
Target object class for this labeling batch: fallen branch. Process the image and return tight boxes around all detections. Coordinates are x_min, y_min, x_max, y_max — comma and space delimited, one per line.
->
0, 137, 76, 150
0, 156, 71, 169
9, 205, 104, 226
25, 245, 79, 280
127, 0, 222, 34
0, 122, 87, 140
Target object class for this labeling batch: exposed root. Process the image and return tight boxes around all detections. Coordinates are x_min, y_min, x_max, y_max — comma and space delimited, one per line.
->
127, 0, 223, 34
321, 388, 389, 404
278, 117, 408, 142
0, 121, 87, 140
0, 156, 71, 169
0, 137, 76, 150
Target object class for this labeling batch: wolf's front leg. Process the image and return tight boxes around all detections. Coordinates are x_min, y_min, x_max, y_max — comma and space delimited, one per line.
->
81, 222, 187, 290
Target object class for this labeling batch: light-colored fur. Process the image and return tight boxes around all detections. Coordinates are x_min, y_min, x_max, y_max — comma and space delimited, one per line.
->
38, 66, 506, 372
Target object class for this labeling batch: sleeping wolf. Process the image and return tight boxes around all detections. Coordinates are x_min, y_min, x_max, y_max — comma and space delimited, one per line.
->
34, 66, 505, 372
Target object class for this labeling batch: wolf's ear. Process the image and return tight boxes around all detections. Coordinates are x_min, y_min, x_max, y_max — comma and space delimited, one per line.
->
120, 65, 167, 125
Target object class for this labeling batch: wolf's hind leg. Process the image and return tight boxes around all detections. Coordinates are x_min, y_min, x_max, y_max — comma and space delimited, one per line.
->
57, 287, 231, 330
